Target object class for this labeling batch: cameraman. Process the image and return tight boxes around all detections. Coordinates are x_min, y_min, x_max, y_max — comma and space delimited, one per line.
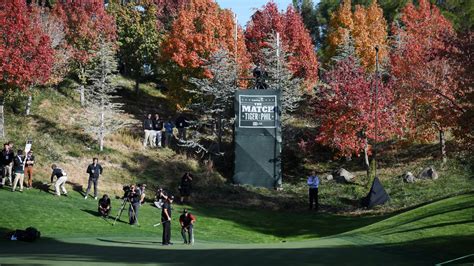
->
154, 188, 168, 208
127, 184, 142, 225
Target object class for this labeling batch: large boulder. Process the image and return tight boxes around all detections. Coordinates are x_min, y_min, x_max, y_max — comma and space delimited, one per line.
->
402, 172, 416, 183
334, 168, 355, 183
417, 166, 439, 180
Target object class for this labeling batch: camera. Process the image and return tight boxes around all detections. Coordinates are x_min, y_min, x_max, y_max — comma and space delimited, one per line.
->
122, 185, 133, 198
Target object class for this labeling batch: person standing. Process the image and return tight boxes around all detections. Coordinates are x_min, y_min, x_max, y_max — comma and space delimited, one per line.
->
179, 209, 196, 245
1, 143, 14, 187
307, 170, 320, 211
24, 150, 35, 189
161, 195, 174, 245
128, 184, 141, 225
85, 158, 103, 200
139, 183, 147, 205
175, 114, 188, 141
153, 113, 163, 148
143, 113, 155, 147
163, 117, 175, 148
12, 150, 25, 192
179, 172, 193, 204
50, 164, 68, 196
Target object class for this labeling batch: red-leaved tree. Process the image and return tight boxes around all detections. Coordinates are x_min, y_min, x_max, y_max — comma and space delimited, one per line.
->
0, 0, 54, 136
315, 56, 399, 174
56, 0, 116, 106
245, 2, 318, 86
283, 6, 318, 88
391, 0, 458, 162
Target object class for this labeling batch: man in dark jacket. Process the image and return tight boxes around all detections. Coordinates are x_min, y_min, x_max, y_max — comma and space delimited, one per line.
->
179, 172, 193, 204
143, 113, 155, 147
12, 150, 25, 192
85, 158, 103, 200
153, 113, 164, 148
98, 194, 111, 217
175, 114, 189, 141
1, 143, 14, 187
161, 195, 174, 245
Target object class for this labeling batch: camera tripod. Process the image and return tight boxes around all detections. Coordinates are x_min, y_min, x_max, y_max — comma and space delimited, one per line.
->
113, 197, 139, 226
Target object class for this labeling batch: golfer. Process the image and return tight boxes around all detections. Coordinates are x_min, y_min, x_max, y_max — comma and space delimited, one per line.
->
161, 195, 174, 245
179, 209, 196, 245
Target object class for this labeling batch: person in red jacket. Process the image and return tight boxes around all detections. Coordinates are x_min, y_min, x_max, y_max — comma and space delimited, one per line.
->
179, 209, 196, 245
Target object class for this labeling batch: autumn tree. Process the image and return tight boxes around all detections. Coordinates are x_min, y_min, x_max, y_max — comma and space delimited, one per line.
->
0, 0, 54, 137
245, 2, 318, 86
391, 0, 458, 162
57, 0, 116, 106
283, 6, 319, 88
315, 48, 399, 176
446, 31, 474, 151
328, 0, 388, 71
327, 0, 353, 59
351, 1, 388, 71
160, 0, 250, 104
109, 0, 161, 94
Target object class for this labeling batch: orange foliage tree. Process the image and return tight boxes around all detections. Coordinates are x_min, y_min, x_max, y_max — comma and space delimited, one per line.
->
328, 0, 388, 71
160, 0, 250, 103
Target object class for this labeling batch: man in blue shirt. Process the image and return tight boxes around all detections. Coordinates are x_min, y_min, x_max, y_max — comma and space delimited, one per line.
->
307, 170, 320, 211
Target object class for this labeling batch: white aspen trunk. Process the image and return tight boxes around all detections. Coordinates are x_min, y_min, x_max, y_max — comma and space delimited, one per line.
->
0, 102, 4, 138
364, 137, 370, 179
440, 129, 447, 164
80, 85, 85, 107
26, 94, 32, 116
99, 110, 105, 151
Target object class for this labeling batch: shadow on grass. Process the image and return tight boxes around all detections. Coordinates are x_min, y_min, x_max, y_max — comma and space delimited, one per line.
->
0, 228, 472, 265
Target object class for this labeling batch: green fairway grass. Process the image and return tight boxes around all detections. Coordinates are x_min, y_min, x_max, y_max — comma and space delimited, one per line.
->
0, 188, 472, 265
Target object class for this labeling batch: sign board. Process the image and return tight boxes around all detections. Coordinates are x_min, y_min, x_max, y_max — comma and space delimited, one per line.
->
239, 95, 277, 128
234, 89, 282, 189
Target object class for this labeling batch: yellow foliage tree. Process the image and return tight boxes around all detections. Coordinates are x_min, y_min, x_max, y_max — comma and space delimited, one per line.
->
328, 0, 388, 72
327, 0, 353, 57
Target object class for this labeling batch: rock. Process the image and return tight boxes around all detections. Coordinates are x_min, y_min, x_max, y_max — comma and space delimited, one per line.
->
334, 168, 355, 183
417, 166, 439, 180
403, 172, 416, 183
325, 174, 333, 181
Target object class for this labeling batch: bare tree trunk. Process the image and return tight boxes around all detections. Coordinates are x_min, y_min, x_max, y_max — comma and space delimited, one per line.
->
79, 65, 86, 107
439, 129, 447, 164
26, 94, 32, 116
135, 78, 140, 96
80, 85, 85, 107
363, 137, 370, 178
99, 110, 104, 151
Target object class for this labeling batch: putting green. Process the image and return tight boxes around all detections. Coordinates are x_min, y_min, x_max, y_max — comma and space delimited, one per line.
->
0, 188, 472, 265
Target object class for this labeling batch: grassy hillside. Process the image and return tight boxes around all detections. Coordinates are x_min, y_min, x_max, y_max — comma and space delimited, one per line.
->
2, 76, 473, 214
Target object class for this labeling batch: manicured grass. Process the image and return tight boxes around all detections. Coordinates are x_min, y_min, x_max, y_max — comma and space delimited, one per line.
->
0, 188, 472, 265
